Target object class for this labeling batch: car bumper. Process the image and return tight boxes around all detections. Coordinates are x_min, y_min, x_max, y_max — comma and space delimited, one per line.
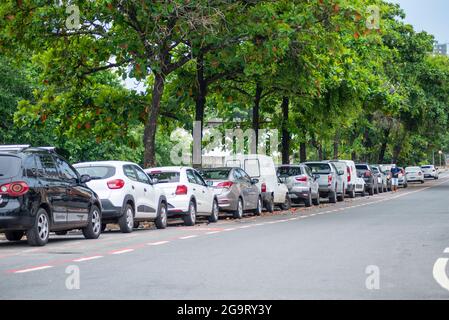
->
100, 199, 123, 221
289, 186, 310, 200
0, 215, 34, 231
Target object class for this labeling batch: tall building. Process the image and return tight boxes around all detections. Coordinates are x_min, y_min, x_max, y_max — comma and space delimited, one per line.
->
433, 42, 448, 55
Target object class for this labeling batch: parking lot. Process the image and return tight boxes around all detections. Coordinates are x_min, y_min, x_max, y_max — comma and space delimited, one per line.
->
1, 173, 449, 299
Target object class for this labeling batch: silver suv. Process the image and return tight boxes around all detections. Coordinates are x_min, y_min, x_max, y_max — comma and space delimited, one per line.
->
303, 162, 345, 203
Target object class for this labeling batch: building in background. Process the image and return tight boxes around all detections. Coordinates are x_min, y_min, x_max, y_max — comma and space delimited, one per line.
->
433, 42, 448, 56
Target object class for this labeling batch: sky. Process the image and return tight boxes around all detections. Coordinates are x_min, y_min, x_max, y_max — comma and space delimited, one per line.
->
389, 0, 449, 44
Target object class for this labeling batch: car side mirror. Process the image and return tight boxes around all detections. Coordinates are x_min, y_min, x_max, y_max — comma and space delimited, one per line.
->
338, 170, 344, 176
80, 174, 92, 184
206, 180, 214, 187
251, 178, 259, 185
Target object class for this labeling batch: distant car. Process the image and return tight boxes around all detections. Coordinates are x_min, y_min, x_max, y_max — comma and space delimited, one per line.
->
276, 165, 320, 207
304, 162, 345, 203
0, 145, 102, 246
421, 165, 439, 179
199, 167, 262, 218
145, 167, 219, 226
371, 165, 387, 193
355, 164, 379, 196
224, 155, 291, 211
74, 161, 168, 232
397, 167, 408, 188
354, 177, 366, 196
405, 166, 425, 184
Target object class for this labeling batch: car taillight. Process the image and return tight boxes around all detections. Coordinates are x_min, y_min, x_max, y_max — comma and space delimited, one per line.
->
347, 167, 351, 182
217, 181, 234, 189
175, 185, 188, 195
261, 183, 267, 193
328, 175, 332, 185
0, 181, 29, 197
107, 179, 125, 189
296, 176, 308, 183
364, 171, 372, 177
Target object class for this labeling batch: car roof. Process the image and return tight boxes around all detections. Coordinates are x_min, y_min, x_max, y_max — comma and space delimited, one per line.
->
74, 161, 138, 167
146, 166, 190, 172
201, 167, 234, 171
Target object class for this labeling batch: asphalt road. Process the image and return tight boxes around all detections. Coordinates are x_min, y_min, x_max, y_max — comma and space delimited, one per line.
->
1, 174, 449, 300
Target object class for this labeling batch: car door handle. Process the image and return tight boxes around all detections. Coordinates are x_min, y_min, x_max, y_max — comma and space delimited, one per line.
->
132, 186, 135, 190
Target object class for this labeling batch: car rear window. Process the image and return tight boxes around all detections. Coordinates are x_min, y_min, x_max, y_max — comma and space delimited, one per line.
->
306, 163, 331, 174
277, 167, 303, 177
356, 165, 369, 171
149, 171, 180, 183
371, 167, 379, 173
0, 155, 21, 179
200, 169, 231, 180
76, 166, 116, 180
422, 166, 432, 169
406, 167, 420, 172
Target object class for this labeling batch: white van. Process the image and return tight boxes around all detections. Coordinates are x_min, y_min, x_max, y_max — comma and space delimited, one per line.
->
224, 155, 290, 212
335, 160, 357, 198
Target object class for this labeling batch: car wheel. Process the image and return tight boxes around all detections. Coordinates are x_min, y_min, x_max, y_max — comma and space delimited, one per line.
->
26, 208, 50, 246
155, 202, 168, 229
329, 191, 337, 203
55, 231, 68, 236
118, 204, 134, 233
254, 197, 263, 216
233, 198, 244, 219
82, 205, 102, 240
421, 180, 425, 184
348, 189, 356, 199
337, 189, 345, 202
304, 192, 312, 208
280, 194, 292, 210
184, 200, 197, 226
361, 189, 366, 197
208, 199, 219, 223
5, 231, 24, 241
265, 195, 275, 213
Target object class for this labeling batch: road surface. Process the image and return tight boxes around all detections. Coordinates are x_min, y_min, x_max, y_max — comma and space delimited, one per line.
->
1, 175, 449, 299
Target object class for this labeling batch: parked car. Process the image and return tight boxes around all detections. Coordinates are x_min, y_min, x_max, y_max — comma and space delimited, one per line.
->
405, 166, 425, 184
370, 165, 387, 193
276, 165, 320, 207
397, 167, 408, 188
421, 165, 439, 179
333, 160, 358, 198
0, 145, 102, 246
328, 160, 351, 198
74, 161, 167, 232
145, 167, 219, 226
224, 155, 290, 211
378, 165, 392, 191
355, 164, 379, 196
303, 162, 345, 203
354, 177, 367, 196
199, 167, 262, 218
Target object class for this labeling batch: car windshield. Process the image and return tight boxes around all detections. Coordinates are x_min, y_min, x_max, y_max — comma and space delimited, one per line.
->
421, 166, 433, 169
356, 165, 369, 171
149, 171, 180, 183
76, 166, 116, 180
277, 167, 303, 177
306, 163, 331, 174
200, 169, 231, 180
406, 167, 421, 172
0, 155, 22, 179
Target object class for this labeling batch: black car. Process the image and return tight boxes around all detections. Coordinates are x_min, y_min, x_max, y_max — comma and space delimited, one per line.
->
0, 145, 102, 246
355, 164, 379, 196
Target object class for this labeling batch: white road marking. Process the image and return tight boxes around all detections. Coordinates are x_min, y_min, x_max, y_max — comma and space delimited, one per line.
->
179, 235, 198, 240
206, 231, 221, 235
433, 258, 449, 292
73, 255, 104, 262
224, 228, 236, 231
444, 248, 449, 254
14, 265, 54, 273
147, 241, 169, 246
111, 249, 134, 255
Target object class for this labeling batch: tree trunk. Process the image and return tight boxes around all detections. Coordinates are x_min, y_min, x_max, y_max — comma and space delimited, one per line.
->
252, 83, 262, 154
193, 53, 207, 167
281, 97, 290, 164
143, 72, 165, 168
300, 142, 307, 163
378, 127, 391, 163
333, 131, 340, 159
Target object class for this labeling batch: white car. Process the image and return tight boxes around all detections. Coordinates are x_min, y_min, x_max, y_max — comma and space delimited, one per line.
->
405, 166, 425, 184
145, 167, 219, 226
224, 155, 290, 212
354, 177, 366, 196
74, 161, 168, 233
421, 165, 439, 179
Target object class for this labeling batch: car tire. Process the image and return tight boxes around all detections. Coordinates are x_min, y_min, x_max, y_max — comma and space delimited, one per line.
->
280, 194, 292, 211
233, 198, 244, 219
337, 189, 345, 202
312, 194, 320, 206
265, 195, 275, 213
155, 202, 168, 229
118, 204, 134, 233
361, 190, 366, 197
184, 200, 197, 226
348, 189, 356, 199
304, 192, 312, 208
55, 231, 68, 236
82, 205, 102, 240
26, 208, 50, 246
253, 197, 263, 216
5, 231, 24, 241
208, 199, 219, 223
329, 191, 337, 203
